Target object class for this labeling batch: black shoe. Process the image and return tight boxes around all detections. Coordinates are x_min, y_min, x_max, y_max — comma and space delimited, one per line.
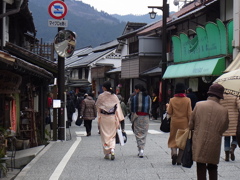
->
177, 163, 181, 165
86, 132, 91, 136
172, 155, 177, 165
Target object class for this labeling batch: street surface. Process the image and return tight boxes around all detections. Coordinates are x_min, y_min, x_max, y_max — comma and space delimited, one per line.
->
14, 118, 240, 180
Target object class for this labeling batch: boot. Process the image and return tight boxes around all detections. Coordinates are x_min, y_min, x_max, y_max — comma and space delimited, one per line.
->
225, 151, 229, 161
230, 144, 237, 161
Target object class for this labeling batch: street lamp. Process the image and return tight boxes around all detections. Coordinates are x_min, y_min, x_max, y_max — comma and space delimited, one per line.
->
148, 0, 169, 120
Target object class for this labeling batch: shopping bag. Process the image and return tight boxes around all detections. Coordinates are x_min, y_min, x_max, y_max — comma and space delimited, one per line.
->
176, 128, 189, 150
75, 117, 83, 126
72, 108, 78, 122
116, 127, 126, 146
160, 112, 171, 132
181, 130, 193, 168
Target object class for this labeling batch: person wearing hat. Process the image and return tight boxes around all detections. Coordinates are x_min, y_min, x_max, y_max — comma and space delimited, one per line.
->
166, 83, 192, 165
189, 83, 229, 180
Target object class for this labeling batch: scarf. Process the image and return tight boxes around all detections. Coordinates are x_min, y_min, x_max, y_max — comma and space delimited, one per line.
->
174, 93, 186, 97
131, 92, 151, 113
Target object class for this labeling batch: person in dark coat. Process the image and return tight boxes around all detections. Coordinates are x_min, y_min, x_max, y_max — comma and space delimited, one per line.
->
189, 84, 229, 180
66, 93, 76, 126
151, 92, 159, 120
186, 88, 198, 110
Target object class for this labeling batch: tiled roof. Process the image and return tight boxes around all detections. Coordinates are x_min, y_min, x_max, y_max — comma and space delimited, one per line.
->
67, 48, 114, 68
137, 0, 216, 35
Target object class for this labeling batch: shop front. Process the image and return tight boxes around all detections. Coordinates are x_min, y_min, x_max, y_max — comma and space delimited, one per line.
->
163, 19, 233, 100
0, 50, 53, 149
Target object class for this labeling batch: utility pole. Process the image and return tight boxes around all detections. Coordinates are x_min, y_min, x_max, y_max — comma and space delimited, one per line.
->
148, 0, 169, 120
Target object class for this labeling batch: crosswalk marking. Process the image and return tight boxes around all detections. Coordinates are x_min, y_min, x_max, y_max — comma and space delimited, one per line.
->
75, 129, 164, 136
148, 130, 164, 134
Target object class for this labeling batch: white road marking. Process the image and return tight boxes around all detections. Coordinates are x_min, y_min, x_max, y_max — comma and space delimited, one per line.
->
148, 130, 164, 134
75, 129, 163, 136
75, 131, 86, 136
49, 137, 81, 180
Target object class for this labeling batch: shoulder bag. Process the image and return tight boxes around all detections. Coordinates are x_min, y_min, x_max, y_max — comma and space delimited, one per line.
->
160, 112, 171, 133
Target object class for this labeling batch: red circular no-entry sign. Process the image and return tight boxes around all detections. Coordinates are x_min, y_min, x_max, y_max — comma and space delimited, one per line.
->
48, 0, 68, 19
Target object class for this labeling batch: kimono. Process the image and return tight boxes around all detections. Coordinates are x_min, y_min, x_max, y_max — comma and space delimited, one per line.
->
95, 91, 124, 155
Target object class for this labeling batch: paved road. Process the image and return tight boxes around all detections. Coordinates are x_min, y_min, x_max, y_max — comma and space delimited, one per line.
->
13, 119, 240, 180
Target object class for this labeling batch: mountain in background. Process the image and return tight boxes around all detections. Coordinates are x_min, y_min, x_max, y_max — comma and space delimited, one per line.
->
28, 0, 168, 49
112, 14, 161, 24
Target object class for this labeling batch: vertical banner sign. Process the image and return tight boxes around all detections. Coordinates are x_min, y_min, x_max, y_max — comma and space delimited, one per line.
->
48, 0, 68, 19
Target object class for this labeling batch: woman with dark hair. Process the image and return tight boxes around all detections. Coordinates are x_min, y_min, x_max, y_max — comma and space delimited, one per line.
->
95, 81, 124, 160
130, 84, 152, 158
80, 93, 97, 136
166, 83, 192, 165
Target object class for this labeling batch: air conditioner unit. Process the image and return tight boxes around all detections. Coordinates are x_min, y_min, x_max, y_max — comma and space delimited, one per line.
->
166, 53, 173, 62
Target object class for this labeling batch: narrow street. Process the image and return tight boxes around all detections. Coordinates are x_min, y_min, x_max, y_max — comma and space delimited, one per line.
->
12, 119, 240, 180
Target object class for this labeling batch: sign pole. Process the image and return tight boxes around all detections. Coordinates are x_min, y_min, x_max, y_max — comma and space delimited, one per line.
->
56, 0, 66, 141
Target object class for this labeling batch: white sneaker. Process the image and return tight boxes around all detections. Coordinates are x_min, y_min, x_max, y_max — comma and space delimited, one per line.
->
111, 149, 115, 160
138, 150, 144, 158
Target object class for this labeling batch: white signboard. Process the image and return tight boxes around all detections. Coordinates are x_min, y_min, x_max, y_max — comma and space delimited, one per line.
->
48, 19, 68, 27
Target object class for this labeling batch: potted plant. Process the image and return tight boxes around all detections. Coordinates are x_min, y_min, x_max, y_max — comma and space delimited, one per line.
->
0, 127, 9, 177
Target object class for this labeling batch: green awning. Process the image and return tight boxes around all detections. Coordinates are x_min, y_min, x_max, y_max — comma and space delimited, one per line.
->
163, 57, 225, 79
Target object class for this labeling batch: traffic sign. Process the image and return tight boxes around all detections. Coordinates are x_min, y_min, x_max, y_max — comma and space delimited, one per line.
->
48, 19, 68, 27
48, 0, 68, 19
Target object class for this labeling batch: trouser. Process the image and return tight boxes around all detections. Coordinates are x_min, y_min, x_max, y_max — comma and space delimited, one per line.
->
197, 162, 218, 180
152, 106, 158, 119
84, 120, 92, 133
224, 136, 237, 151
171, 148, 184, 163
134, 115, 149, 150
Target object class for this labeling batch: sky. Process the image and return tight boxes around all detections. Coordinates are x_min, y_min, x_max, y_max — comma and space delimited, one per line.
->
79, 0, 181, 15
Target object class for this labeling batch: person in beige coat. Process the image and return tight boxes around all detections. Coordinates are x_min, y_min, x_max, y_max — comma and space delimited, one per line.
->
189, 84, 229, 180
220, 94, 240, 161
167, 83, 192, 165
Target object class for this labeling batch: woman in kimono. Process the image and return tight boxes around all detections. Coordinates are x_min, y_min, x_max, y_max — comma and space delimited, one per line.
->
95, 81, 124, 160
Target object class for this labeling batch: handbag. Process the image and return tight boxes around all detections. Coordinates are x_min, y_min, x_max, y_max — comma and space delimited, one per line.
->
160, 112, 171, 132
116, 127, 127, 146
181, 130, 193, 168
75, 117, 83, 126
176, 128, 189, 150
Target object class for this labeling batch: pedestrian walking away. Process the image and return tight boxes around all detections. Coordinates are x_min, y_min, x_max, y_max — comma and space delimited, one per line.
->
151, 91, 159, 120
166, 83, 192, 165
130, 84, 152, 158
189, 83, 229, 180
186, 87, 198, 110
220, 94, 240, 161
80, 93, 97, 136
117, 94, 127, 131
95, 81, 124, 160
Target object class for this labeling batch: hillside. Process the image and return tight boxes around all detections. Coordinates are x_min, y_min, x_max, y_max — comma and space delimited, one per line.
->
28, 0, 127, 49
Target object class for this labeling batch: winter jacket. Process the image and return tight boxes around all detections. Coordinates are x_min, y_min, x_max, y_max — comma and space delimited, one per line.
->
189, 96, 229, 164
80, 96, 97, 120
220, 94, 240, 136
167, 96, 192, 148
